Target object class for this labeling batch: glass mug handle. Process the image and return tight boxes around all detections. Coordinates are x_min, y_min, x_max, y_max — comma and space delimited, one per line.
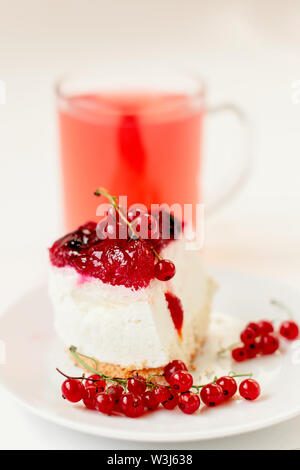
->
204, 103, 253, 216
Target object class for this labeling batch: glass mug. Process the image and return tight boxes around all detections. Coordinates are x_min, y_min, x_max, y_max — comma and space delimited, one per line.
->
56, 72, 251, 231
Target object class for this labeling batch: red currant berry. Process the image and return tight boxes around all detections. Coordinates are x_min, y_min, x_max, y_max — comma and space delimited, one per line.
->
154, 259, 176, 281
121, 393, 145, 418
245, 339, 261, 358
232, 346, 248, 362
97, 216, 122, 240
147, 216, 159, 240
279, 321, 299, 340
153, 385, 169, 404
96, 217, 111, 240
169, 370, 193, 392
239, 379, 261, 401
260, 333, 279, 355
127, 207, 144, 223
132, 213, 159, 240
85, 374, 106, 392
164, 360, 187, 383
127, 375, 146, 395
82, 386, 97, 409
240, 327, 256, 345
162, 389, 179, 410
142, 390, 160, 410
107, 384, 124, 400
246, 322, 260, 337
61, 379, 85, 403
107, 222, 118, 239
107, 206, 121, 220
178, 392, 200, 414
216, 376, 237, 399
95, 392, 114, 415
257, 320, 274, 335
107, 385, 124, 411
200, 383, 224, 407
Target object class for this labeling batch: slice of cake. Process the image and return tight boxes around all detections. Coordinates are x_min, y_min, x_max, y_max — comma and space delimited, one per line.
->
49, 196, 215, 378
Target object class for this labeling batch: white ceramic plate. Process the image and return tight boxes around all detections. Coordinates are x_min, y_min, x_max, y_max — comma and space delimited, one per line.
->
0, 269, 300, 443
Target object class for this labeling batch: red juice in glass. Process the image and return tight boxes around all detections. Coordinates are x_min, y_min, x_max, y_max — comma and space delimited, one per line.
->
57, 89, 203, 231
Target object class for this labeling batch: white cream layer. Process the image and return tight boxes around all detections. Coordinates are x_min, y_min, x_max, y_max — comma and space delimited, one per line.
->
49, 240, 213, 369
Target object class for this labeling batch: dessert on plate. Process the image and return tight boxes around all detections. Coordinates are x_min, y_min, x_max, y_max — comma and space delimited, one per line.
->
49, 189, 215, 378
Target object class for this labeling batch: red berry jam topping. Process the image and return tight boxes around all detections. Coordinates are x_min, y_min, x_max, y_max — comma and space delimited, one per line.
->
49, 210, 180, 290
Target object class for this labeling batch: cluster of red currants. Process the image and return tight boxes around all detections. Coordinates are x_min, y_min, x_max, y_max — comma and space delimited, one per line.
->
97, 206, 160, 242
59, 360, 260, 418
94, 188, 176, 282
231, 319, 299, 362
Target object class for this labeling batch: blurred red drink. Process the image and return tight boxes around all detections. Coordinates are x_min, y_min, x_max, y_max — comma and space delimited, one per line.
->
57, 90, 203, 231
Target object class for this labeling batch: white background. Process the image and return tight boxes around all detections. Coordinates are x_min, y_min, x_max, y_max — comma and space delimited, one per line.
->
0, 0, 300, 449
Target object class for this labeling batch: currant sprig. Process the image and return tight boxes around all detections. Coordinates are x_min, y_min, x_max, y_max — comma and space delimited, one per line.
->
219, 307, 299, 363
190, 372, 253, 390
94, 187, 142, 246
94, 187, 176, 281
94, 187, 161, 257
57, 347, 258, 417
67, 346, 253, 391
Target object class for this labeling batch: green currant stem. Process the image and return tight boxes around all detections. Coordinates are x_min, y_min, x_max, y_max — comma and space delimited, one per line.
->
228, 372, 253, 378
68, 346, 156, 389
94, 187, 161, 261
191, 373, 253, 390
217, 342, 241, 356
270, 298, 294, 320
69, 346, 127, 386
151, 246, 162, 261
94, 187, 136, 238
69, 346, 99, 370
147, 373, 164, 381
